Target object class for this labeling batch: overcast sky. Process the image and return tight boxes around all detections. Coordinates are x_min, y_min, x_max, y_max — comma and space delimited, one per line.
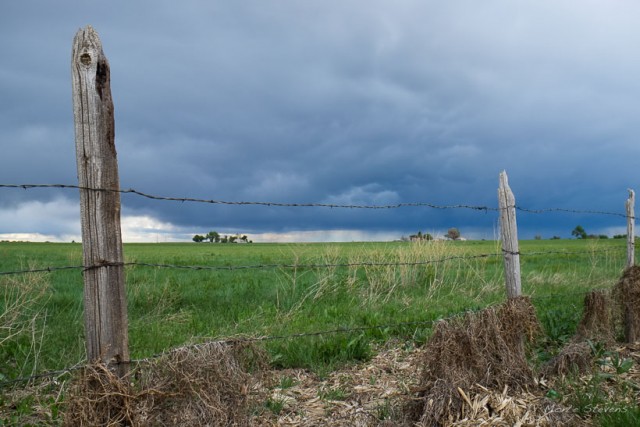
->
1, 1, 638, 242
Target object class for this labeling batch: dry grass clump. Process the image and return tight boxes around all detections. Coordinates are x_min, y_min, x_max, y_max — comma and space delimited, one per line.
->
412, 297, 540, 426
546, 268, 640, 378
543, 341, 593, 377
612, 265, 640, 342
575, 290, 614, 343
63, 363, 137, 426
544, 265, 640, 378
63, 340, 267, 426
544, 291, 613, 377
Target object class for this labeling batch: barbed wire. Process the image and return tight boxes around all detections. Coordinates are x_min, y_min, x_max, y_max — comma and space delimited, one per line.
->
0, 286, 609, 389
0, 184, 495, 211
127, 312, 481, 366
122, 253, 501, 272
0, 247, 628, 278
187, 286, 609, 343
0, 313, 471, 389
0, 264, 86, 276
528, 287, 611, 300
0, 183, 633, 218
515, 206, 630, 218
0, 362, 86, 389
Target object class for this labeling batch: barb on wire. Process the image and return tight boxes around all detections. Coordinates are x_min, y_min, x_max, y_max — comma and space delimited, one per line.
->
502, 249, 520, 256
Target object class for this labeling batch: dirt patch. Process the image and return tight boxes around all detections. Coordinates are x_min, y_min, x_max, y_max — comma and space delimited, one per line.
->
250, 343, 421, 426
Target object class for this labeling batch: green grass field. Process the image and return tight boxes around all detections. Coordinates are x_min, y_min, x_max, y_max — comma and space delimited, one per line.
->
0, 238, 630, 381
3, 238, 640, 425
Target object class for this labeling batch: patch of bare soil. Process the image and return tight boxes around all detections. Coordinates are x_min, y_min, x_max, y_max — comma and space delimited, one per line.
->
250, 342, 420, 426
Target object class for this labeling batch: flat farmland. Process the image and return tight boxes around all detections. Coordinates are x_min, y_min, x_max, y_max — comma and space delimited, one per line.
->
0, 238, 629, 379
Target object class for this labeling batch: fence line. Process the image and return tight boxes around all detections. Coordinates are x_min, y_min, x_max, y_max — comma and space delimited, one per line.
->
0, 286, 606, 390
0, 247, 628, 278
0, 183, 635, 382
0, 183, 634, 218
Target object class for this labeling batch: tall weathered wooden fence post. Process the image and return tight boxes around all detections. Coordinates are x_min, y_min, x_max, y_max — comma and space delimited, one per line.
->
71, 25, 129, 376
498, 171, 522, 299
627, 189, 635, 268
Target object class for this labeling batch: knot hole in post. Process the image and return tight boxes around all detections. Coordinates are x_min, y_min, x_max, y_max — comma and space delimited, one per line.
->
80, 53, 91, 65
95, 58, 109, 100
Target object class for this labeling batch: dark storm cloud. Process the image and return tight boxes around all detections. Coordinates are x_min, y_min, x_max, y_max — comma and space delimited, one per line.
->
1, 1, 639, 241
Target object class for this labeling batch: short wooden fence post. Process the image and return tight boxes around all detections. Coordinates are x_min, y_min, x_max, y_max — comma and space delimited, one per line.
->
71, 25, 129, 376
498, 171, 522, 299
627, 189, 635, 268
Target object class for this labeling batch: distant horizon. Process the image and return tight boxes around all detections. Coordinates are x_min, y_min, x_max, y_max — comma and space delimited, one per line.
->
1, 228, 635, 245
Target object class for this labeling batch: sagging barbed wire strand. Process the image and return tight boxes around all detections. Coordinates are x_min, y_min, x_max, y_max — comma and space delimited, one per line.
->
0, 314, 470, 389
0, 184, 494, 211
1, 183, 633, 218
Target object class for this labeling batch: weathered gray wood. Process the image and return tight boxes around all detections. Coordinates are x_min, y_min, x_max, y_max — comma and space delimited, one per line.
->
627, 189, 635, 268
498, 171, 522, 298
71, 26, 129, 375
625, 189, 636, 341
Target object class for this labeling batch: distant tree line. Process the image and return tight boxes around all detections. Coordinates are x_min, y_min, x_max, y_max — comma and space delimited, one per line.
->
409, 231, 433, 241
570, 225, 637, 240
401, 228, 462, 241
401, 224, 637, 243
193, 231, 252, 243
572, 225, 614, 240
